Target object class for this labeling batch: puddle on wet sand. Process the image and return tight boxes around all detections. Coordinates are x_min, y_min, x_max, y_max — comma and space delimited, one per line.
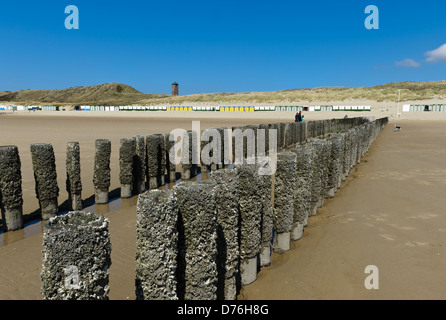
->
0, 168, 214, 248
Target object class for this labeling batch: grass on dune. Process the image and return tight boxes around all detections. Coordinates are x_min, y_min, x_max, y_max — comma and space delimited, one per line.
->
1, 81, 445, 106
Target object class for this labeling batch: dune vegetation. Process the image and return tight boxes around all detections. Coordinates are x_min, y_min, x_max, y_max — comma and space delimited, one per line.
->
1, 81, 445, 106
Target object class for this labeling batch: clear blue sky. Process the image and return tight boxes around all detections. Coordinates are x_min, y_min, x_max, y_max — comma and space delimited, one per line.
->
1, 0, 445, 95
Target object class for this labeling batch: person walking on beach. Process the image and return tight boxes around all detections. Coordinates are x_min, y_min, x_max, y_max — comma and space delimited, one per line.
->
295, 111, 302, 122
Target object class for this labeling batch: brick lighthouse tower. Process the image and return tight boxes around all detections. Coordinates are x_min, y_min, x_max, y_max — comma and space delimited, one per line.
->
172, 82, 179, 96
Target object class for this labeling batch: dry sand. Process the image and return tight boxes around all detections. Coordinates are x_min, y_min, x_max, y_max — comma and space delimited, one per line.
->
0, 106, 445, 300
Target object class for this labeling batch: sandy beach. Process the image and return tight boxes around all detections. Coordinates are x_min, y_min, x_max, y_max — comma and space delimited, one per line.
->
239, 120, 446, 299
0, 106, 445, 300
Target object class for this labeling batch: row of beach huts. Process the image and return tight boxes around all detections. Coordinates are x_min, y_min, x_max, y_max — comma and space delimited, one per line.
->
3, 104, 446, 112
0, 105, 373, 112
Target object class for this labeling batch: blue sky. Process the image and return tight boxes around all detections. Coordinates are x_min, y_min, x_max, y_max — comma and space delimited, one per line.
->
1, 0, 446, 95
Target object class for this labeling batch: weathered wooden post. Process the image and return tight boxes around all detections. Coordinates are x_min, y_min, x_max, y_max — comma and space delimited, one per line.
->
30, 143, 59, 219
66, 142, 82, 210
0, 145, 24, 231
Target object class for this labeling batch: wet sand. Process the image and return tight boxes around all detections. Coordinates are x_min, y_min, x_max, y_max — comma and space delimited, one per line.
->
0, 111, 293, 300
239, 120, 446, 300
0, 111, 445, 300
